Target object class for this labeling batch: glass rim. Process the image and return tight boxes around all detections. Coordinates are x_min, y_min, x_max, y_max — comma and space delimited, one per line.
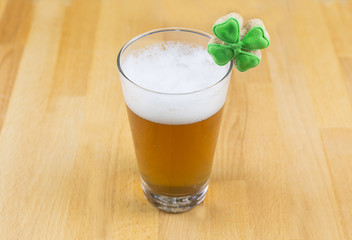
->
116, 27, 233, 95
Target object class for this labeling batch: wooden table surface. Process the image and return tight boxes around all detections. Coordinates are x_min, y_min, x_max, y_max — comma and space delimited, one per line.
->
1, 0, 352, 239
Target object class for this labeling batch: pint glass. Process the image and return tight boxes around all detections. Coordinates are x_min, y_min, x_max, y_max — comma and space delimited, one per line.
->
117, 28, 233, 213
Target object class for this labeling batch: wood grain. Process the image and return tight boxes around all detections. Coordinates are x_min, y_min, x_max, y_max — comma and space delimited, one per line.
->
1, 0, 352, 239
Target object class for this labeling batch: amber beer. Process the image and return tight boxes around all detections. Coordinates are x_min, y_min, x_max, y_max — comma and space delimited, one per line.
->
117, 28, 232, 212
127, 106, 224, 196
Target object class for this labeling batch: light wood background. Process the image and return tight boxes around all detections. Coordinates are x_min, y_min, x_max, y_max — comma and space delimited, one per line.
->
1, 0, 352, 239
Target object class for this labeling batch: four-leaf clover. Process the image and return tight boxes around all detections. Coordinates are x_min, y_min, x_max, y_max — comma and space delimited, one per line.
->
207, 13, 270, 72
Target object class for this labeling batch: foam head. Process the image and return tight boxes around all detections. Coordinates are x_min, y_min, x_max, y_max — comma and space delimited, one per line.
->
119, 41, 232, 125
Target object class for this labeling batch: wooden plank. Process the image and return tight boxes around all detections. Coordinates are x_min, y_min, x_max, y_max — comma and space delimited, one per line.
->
321, 128, 352, 240
339, 57, 352, 105
319, 1, 352, 57
266, 13, 343, 238
50, 0, 101, 97
289, 0, 352, 128
0, 1, 66, 239
0, 0, 8, 20
0, 0, 33, 131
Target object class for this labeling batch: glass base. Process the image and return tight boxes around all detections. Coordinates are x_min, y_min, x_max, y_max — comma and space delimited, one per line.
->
141, 181, 208, 213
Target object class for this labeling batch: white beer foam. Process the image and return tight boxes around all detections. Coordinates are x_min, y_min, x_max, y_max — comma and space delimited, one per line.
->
120, 41, 231, 125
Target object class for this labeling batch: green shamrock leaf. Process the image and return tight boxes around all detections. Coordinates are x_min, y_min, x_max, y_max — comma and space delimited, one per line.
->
241, 19, 270, 50
207, 38, 235, 66
213, 18, 241, 44
207, 13, 270, 72
235, 50, 261, 72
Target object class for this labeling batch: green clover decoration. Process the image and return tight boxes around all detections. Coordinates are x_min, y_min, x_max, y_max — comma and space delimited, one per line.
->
207, 13, 270, 72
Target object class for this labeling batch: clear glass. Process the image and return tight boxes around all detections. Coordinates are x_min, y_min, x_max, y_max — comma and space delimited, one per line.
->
117, 28, 233, 213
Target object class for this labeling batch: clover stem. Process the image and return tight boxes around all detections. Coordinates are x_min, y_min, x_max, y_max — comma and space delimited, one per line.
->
232, 42, 243, 57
